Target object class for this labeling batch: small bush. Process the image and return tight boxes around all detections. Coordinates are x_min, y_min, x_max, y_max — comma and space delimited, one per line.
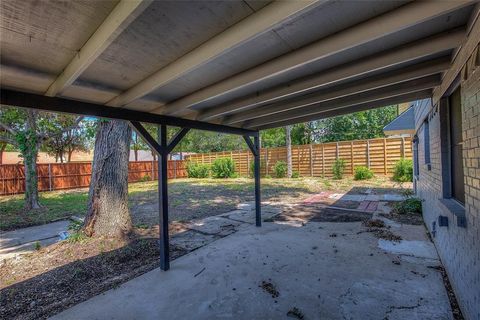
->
354, 166, 374, 180
211, 158, 236, 178
393, 158, 413, 182
34, 241, 41, 251
186, 162, 210, 178
273, 161, 287, 178
249, 159, 266, 178
67, 232, 88, 243
291, 171, 300, 178
139, 175, 151, 182
332, 159, 346, 179
392, 197, 422, 214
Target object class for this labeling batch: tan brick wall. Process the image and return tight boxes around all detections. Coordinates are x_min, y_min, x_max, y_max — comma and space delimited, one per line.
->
415, 48, 480, 320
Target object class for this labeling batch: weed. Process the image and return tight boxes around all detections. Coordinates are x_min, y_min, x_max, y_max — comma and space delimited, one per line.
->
34, 241, 41, 251
392, 197, 422, 214
67, 232, 88, 243
332, 159, 346, 179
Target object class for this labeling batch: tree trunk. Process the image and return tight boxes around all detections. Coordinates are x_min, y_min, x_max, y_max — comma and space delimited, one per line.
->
286, 125, 292, 178
82, 120, 132, 238
24, 143, 41, 210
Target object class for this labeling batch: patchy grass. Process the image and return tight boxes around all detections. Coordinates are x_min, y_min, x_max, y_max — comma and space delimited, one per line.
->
0, 176, 406, 231
0, 190, 88, 231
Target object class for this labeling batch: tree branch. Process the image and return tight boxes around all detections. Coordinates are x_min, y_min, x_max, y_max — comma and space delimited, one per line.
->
0, 121, 16, 135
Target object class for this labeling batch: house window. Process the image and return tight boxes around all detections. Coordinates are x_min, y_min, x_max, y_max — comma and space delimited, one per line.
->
423, 120, 431, 166
448, 87, 465, 205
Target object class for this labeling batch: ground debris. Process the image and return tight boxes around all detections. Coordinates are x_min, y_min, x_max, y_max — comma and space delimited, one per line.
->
371, 228, 402, 242
362, 219, 385, 228
287, 307, 305, 319
260, 280, 279, 298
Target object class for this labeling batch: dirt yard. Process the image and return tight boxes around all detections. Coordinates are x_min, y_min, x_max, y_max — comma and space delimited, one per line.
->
0, 177, 416, 319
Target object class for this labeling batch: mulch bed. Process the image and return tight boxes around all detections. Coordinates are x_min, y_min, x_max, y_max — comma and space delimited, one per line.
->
0, 227, 190, 320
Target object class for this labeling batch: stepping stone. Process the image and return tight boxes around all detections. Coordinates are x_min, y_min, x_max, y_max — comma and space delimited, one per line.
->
365, 195, 380, 201
357, 201, 370, 211
382, 194, 405, 201
0, 220, 70, 249
170, 230, 217, 251
341, 194, 366, 202
366, 202, 378, 212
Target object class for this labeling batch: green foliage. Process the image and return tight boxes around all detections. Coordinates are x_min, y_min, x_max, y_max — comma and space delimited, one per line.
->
186, 162, 210, 178
317, 105, 398, 143
34, 241, 41, 251
211, 158, 236, 178
291, 171, 300, 178
392, 197, 422, 214
67, 232, 88, 243
139, 175, 151, 182
273, 161, 287, 178
332, 159, 346, 179
354, 166, 374, 180
68, 220, 83, 232
392, 158, 413, 182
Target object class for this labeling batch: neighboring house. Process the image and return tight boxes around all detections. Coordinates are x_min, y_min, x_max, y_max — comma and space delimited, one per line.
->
383, 105, 415, 138
384, 44, 479, 319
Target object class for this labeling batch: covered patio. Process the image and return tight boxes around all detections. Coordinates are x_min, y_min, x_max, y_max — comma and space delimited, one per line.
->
1, 0, 479, 318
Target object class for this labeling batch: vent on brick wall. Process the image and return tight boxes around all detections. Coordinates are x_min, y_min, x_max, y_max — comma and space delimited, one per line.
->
438, 215, 449, 227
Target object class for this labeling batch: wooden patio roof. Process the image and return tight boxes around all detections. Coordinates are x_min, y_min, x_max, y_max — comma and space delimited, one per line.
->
1, 0, 479, 131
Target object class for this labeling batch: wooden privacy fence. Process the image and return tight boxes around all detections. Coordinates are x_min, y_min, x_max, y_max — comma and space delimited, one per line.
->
0, 160, 187, 196
186, 137, 412, 178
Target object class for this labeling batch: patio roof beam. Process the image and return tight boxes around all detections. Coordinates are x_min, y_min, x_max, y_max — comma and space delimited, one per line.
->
243, 75, 440, 128
45, 0, 153, 97
197, 29, 463, 122
254, 90, 432, 130
105, 0, 322, 107
224, 57, 450, 124
0, 89, 257, 136
158, 1, 472, 116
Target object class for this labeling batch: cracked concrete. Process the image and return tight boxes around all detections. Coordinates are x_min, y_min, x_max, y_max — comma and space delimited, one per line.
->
51, 220, 451, 320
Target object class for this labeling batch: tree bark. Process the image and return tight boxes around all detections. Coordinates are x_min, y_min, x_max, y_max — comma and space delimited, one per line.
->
23, 111, 42, 210
0, 143, 5, 165
24, 144, 41, 210
82, 120, 132, 238
286, 125, 292, 178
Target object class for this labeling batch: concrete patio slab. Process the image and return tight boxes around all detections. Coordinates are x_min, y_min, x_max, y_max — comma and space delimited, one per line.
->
51, 221, 452, 320
0, 220, 70, 259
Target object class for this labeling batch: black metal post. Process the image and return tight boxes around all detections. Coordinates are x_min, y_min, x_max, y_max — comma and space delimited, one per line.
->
254, 135, 261, 227
158, 125, 170, 271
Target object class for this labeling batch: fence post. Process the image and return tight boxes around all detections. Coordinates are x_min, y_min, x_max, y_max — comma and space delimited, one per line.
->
383, 138, 388, 175
151, 160, 154, 181
309, 144, 313, 177
350, 142, 354, 174
367, 140, 370, 169
173, 160, 177, 179
336, 142, 339, 159
48, 163, 53, 191
401, 137, 405, 158
297, 147, 300, 173
265, 149, 269, 176
322, 144, 325, 177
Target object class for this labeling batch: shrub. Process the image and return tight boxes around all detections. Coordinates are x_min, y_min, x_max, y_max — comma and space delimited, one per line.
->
354, 166, 374, 180
273, 160, 287, 178
186, 162, 210, 178
291, 171, 300, 178
211, 158, 236, 178
392, 197, 422, 214
332, 159, 346, 179
139, 175, 151, 182
393, 158, 413, 182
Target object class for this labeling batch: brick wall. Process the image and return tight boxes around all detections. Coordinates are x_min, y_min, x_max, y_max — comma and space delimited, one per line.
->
414, 47, 480, 320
